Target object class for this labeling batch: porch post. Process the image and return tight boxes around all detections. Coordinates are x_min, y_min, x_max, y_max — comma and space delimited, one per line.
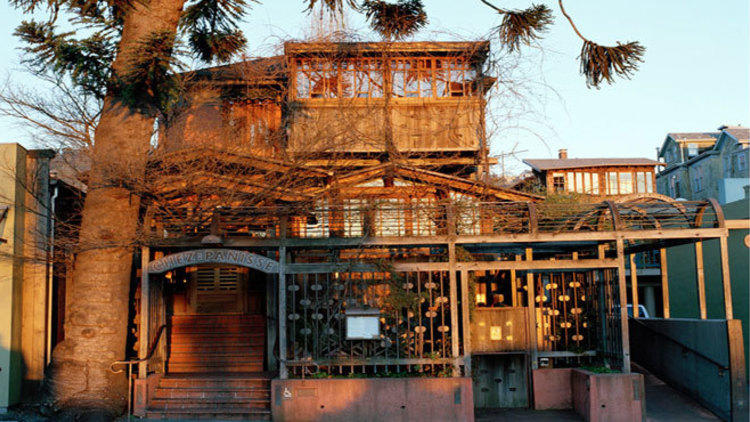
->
278, 216, 288, 379
460, 269, 471, 376
525, 247, 538, 370
138, 246, 150, 379
659, 247, 670, 318
629, 254, 639, 318
448, 242, 459, 375
615, 238, 631, 373
695, 241, 707, 319
719, 235, 734, 320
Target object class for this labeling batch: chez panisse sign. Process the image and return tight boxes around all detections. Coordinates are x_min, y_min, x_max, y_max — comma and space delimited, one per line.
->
147, 249, 279, 274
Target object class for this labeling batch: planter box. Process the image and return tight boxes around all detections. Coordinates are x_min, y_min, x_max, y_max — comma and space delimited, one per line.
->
271, 377, 473, 422
533, 368, 645, 422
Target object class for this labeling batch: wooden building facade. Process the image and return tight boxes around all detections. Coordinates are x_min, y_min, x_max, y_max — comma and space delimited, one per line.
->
114, 42, 741, 421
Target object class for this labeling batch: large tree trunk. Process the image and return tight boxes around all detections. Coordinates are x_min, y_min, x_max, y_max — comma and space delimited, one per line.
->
48, 0, 185, 418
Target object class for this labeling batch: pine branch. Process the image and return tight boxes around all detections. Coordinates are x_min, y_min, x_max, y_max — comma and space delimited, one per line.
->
181, 0, 254, 63
497, 4, 553, 52
558, 0, 645, 88
361, 0, 427, 40
305, 0, 358, 13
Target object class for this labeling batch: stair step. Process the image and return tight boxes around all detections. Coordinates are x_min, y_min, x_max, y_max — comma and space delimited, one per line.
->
145, 409, 271, 420
168, 364, 265, 373
168, 357, 264, 366
169, 344, 264, 353
153, 388, 270, 400
171, 322, 265, 331
158, 379, 269, 389
149, 397, 270, 409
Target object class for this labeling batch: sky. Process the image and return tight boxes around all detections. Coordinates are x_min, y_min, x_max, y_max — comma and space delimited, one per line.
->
0, 0, 748, 175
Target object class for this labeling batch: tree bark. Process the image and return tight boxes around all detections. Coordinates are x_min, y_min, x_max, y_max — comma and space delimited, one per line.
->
48, 0, 185, 418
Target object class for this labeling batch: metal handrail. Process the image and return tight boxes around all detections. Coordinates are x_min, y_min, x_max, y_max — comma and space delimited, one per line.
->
110, 324, 168, 417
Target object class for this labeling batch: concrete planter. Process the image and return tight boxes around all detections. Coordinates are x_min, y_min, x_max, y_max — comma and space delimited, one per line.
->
533, 368, 645, 422
271, 377, 473, 422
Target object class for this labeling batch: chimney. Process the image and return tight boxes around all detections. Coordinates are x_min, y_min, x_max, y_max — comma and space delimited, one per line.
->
558, 149, 568, 159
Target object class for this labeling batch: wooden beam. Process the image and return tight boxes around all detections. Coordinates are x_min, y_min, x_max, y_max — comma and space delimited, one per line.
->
695, 241, 707, 319
138, 247, 150, 379
448, 242, 460, 376
719, 236, 734, 320
150, 227, 729, 249
615, 238, 631, 373
659, 248, 670, 318
525, 247, 538, 370
725, 219, 750, 230
629, 254, 639, 318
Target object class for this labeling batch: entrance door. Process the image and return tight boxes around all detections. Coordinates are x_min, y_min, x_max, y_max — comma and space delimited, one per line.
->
192, 265, 246, 314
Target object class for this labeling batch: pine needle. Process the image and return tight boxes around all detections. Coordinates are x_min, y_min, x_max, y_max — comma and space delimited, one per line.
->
362, 0, 427, 40
579, 40, 645, 88
498, 4, 553, 52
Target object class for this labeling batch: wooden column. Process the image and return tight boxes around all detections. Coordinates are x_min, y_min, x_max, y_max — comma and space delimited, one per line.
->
138, 246, 150, 379
615, 238, 631, 373
460, 269, 472, 376
525, 248, 538, 369
448, 242, 460, 375
719, 236, 734, 320
695, 241, 707, 319
659, 248, 670, 318
629, 254, 639, 318
512, 254, 522, 307
278, 216, 288, 379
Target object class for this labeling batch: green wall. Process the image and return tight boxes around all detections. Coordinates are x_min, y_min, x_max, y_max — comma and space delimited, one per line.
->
666, 197, 749, 378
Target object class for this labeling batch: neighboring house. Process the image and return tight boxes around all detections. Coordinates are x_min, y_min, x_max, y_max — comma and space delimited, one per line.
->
656, 125, 750, 204
522, 149, 662, 196
0, 144, 54, 412
0, 145, 84, 412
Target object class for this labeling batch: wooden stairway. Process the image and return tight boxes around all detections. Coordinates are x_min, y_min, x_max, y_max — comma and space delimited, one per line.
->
146, 314, 270, 420
168, 314, 265, 373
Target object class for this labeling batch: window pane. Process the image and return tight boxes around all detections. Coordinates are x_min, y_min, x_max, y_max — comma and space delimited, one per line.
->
607, 172, 618, 194
646, 173, 653, 193
592, 173, 599, 194
296, 70, 310, 98
636, 172, 646, 193
619, 172, 633, 194
575, 172, 583, 193
567, 172, 575, 192
583, 173, 591, 194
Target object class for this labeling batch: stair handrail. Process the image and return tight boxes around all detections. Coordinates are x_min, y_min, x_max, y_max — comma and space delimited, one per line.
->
110, 323, 168, 418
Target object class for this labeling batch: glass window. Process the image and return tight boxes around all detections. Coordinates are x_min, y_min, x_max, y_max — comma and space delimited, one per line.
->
646, 173, 653, 193
636, 172, 646, 193
575, 172, 583, 193
583, 173, 591, 194
567, 172, 575, 192
607, 172, 618, 195
737, 153, 747, 171
552, 173, 565, 192
592, 173, 599, 194
619, 172, 633, 194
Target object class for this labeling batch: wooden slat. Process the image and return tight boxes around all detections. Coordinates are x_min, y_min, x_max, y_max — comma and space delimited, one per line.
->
615, 238, 631, 373
695, 241, 707, 319
659, 247, 670, 318
719, 236, 734, 320
629, 254, 639, 318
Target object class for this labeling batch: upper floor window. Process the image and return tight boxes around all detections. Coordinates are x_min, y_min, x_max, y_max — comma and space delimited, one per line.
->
692, 165, 703, 192
294, 57, 477, 99
737, 153, 747, 172
687, 143, 698, 157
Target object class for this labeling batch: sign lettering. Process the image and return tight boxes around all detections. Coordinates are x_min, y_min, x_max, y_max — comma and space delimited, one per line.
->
147, 249, 280, 274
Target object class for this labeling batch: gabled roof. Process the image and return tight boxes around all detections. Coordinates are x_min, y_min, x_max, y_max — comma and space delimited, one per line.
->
523, 158, 662, 172
723, 127, 749, 142
323, 163, 542, 202
185, 56, 286, 83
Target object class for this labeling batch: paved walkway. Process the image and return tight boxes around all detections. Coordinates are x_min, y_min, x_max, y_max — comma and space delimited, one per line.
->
640, 371, 719, 421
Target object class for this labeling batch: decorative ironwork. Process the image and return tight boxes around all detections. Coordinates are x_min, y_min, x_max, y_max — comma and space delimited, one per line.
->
284, 270, 457, 376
